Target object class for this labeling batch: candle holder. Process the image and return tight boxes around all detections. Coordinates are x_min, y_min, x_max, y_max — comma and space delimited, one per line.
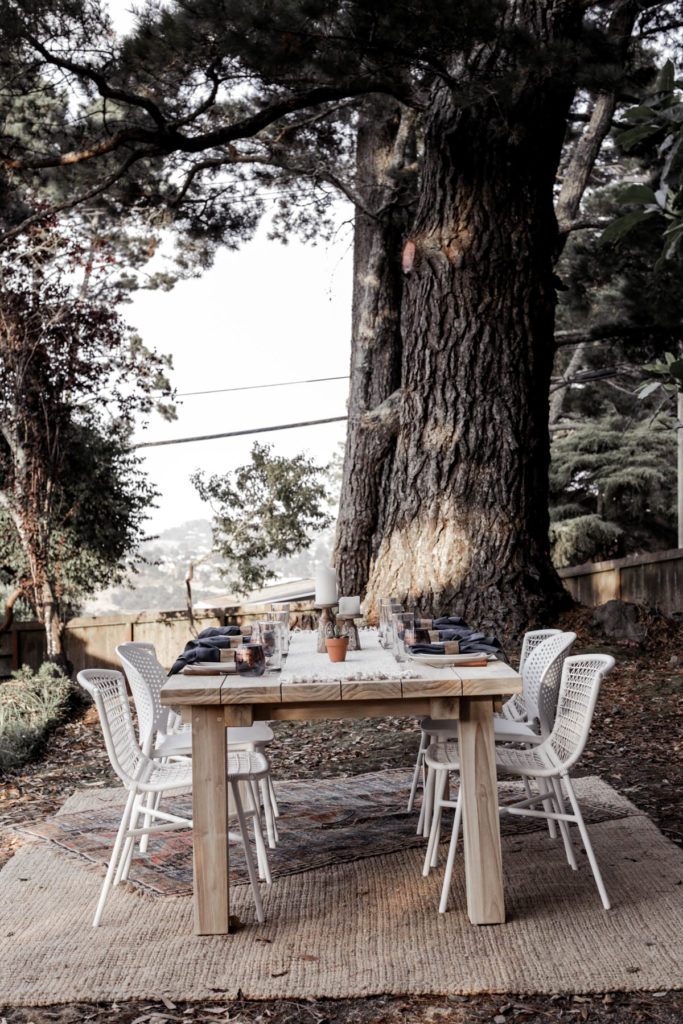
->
315, 604, 337, 653
336, 614, 361, 651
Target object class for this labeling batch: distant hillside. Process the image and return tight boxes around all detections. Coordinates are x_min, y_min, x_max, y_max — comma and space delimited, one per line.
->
80, 520, 333, 615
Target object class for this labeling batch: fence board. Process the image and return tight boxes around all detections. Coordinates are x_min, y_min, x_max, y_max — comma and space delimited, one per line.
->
558, 548, 682, 616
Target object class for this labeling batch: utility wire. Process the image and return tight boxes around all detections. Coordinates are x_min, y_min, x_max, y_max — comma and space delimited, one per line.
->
133, 415, 349, 450
176, 374, 349, 398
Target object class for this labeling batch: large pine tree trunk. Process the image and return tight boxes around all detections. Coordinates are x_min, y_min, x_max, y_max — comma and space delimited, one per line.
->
363, 16, 580, 636
335, 98, 417, 593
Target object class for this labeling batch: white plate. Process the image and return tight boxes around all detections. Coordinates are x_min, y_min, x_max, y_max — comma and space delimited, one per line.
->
408, 652, 496, 667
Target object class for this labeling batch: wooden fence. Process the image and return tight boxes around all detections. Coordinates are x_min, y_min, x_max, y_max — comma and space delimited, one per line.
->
558, 548, 682, 617
0, 602, 317, 679
1, 548, 680, 678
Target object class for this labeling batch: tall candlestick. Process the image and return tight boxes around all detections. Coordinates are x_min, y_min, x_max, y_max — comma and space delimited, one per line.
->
315, 565, 337, 606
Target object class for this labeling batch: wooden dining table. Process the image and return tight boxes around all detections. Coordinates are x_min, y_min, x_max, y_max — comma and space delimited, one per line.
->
160, 632, 522, 935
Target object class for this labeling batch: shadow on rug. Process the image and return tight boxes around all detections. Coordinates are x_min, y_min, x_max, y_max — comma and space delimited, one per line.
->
18, 768, 631, 896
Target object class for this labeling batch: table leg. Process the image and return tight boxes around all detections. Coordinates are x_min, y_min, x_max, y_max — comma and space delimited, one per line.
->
457, 697, 505, 924
191, 705, 230, 935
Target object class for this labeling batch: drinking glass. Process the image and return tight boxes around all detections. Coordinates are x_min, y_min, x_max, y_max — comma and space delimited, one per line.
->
379, 598, 403, 648
270, 608, 290, 653
391, 612, 414, 662
404, 626, 432, 647
251, 619, 283, 670
234, 643, 266, 677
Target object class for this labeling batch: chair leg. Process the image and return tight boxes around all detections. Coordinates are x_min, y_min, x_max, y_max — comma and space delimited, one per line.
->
407, 729, 427, 813
115, 792, 144, 885
93, 788, 137, 927
267, 773, 280, 818
537, 776, 558, 839
550, 776, 578, 870
249, 780, 263, 825
231, 781, 265, 924
564, 776, 611, 910
260, 777, 278, 848
439, 788, 462, 914
138, 789, 156, 854
241, 781, 269, 879
418, 738, 436, 837
423, 768, 447, 875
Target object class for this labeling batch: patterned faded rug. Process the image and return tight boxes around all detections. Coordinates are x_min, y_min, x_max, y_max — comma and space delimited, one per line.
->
19, 768, 632, 896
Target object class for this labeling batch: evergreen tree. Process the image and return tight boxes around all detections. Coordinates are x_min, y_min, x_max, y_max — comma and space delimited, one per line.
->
549, 415, 677, 566
3, 1, 683, 634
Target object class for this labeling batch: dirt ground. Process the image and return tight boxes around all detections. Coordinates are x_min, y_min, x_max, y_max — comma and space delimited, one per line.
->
0, 606, 681, 1023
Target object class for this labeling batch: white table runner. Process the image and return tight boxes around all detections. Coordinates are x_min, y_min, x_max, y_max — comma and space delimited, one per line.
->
280, 628, 455, 684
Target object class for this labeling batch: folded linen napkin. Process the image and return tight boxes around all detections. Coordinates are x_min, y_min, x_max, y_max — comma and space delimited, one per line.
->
196, 626, 242, 639
169, 628, 246, 675
408, 620, 509, 663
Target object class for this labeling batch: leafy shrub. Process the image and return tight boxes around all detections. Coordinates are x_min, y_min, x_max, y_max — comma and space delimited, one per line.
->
0, 663, 75, 772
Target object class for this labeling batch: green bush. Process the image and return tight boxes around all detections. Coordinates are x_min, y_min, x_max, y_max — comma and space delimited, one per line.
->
0, 663, 75, 772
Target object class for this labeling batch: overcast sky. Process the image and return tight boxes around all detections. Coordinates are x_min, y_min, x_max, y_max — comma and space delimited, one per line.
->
108, 3, 353, 535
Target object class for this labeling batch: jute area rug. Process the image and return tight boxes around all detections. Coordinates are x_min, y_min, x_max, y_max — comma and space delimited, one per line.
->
0, 775, 681, 1005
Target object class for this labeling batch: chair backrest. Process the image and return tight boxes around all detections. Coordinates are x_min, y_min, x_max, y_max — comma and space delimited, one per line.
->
77, 669, 147, 789
522, 631, 577, 736
519, 628, 563, 673
116, 642, 171, 751
548, 654, 615, 770
502, 629, 564, 721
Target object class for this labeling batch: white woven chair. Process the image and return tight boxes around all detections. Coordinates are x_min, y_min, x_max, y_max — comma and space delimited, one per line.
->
412, 632, 576, 837
77, 669, 271, 927
116, 642, 279, 850
407, 627, 564, 820
423, 653, 616, 913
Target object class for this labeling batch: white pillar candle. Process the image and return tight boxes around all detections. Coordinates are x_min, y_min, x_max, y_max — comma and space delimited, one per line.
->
338, 596, 361, 616
315, 565, 337, 605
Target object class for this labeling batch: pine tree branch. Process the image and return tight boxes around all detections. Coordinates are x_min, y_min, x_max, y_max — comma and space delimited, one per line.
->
171, 61, 223, 130
554, 322, 682, 347
0, 150, 149, 242
3, 81, 393, 171
23, 31, 168, 129
549, 363, 636, 394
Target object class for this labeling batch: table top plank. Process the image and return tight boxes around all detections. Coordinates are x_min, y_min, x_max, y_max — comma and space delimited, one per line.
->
340, 678, 403, 701
219, 675, 283, 704
455, 660, 522, 698
400, 675, 463, 699
161, 674, 223, 705
280, 680, 342, 703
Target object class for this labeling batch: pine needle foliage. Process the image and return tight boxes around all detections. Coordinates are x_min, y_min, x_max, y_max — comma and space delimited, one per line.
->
549, 415, 677, 566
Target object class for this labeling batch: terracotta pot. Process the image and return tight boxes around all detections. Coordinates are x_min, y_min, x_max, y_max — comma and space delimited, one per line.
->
325, 636, 349, 663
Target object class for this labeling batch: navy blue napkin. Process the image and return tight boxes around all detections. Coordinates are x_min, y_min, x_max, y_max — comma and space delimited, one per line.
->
170, 628, 245, 675
197, 626, 241, 639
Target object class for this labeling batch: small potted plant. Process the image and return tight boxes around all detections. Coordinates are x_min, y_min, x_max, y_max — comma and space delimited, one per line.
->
325, 624, 349, 663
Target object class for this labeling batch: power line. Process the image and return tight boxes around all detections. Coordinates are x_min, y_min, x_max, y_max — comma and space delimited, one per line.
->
133, 415, 349, 450
176, 374, 349, 398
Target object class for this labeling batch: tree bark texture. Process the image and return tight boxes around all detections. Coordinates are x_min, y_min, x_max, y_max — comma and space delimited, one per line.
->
364, 3, 582, 636
335, 98, 417, 593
